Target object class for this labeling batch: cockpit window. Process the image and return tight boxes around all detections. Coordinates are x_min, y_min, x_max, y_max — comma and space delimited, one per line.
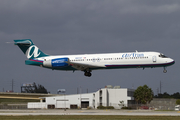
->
159, 53, 168, 58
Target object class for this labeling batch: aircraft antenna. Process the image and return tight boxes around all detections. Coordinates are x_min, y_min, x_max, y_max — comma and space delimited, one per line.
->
6, 42, 14, 44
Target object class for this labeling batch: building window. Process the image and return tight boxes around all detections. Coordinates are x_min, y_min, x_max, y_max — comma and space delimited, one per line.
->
127, 90, 134, 97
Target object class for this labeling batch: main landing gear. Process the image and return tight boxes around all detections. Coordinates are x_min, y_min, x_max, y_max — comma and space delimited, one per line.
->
163, 67, 167, 73
84, 71, 92, 77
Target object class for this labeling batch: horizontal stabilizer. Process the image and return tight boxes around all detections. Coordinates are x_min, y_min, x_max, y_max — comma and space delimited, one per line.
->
14, 40, 32, 46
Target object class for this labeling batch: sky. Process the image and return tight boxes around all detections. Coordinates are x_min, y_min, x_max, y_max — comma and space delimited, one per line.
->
0, 0, 180, 95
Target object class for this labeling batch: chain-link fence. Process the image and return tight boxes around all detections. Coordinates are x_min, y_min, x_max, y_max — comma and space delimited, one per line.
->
147, 98, 176, 110
0, 98, 177, 110
96, 98, 177, 110
0, 104, 27, 109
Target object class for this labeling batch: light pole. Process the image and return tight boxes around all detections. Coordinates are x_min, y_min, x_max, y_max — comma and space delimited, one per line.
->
64, 92, 66, 111
80, 86, 81, 109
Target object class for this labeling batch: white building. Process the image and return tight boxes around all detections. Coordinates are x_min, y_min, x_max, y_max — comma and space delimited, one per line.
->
28, 86, 135, 109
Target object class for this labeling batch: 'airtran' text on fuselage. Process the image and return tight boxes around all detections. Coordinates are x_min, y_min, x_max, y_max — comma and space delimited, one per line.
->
122, 53, 144, 58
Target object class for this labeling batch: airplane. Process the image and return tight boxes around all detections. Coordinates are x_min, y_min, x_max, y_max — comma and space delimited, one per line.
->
14, 39, 175, 77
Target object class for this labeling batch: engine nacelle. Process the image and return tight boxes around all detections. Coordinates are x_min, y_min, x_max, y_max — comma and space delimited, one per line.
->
43, 58, 69, 68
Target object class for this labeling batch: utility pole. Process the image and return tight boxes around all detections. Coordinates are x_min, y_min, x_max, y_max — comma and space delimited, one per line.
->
80, 86, 81, 109
12, 79, 14, 92
160, 81, 162, 94
132, 84, 134, 89
157, 88, 159, 95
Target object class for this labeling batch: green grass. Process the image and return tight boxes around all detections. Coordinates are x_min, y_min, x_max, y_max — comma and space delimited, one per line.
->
0, 115, 180, 120
0, 98, 39, 104
155, 110, 175, 111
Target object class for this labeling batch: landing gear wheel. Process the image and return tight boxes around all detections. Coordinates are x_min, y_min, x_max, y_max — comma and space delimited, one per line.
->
84, 72, 92, 77
163, 69, 167, 73
88, 72, 92, 77
84, 72, 88, 76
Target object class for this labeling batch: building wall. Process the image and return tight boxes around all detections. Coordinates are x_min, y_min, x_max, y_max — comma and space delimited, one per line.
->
94, 88, 134, 109
28, 102, 46, 109
94, 89, 108, 107
108, 89, 128, 109
45, 93, 94, 109
28, 88, 134, 109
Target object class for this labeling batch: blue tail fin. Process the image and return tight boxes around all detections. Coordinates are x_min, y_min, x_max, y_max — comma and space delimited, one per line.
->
14, 39, 49, 59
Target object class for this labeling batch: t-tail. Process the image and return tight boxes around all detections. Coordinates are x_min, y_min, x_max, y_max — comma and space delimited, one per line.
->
14, 39, 49, 59
14, 39, 49, 66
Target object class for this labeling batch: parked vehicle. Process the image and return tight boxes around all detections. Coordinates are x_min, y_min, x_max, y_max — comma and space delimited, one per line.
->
140, 106, 149, 110
175, 105, 180, 111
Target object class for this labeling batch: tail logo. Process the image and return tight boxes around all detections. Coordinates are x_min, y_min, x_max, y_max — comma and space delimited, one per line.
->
26, 45, 41, 59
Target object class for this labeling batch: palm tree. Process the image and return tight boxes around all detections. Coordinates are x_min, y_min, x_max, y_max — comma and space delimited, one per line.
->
134, 85, 153, 104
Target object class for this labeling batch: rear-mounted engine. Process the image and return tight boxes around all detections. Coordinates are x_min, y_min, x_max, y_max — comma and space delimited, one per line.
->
43, 58, 69, 67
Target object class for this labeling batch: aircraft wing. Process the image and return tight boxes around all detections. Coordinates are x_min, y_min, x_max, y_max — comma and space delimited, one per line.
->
67, 61, 106, 71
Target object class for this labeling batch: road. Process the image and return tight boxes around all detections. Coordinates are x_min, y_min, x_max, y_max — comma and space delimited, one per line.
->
0, 109, 180, 116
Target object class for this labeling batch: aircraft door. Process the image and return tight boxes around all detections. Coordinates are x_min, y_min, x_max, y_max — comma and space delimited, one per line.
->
152, 56, 156, 62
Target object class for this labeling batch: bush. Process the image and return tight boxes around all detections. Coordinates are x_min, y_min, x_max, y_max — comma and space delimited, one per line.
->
97, 106, 106, 109
121, 107, 132, 109
3, 103, 8, 106
87, 106, 92, 109
97, 106, 114, 109
106, 106, 114, 109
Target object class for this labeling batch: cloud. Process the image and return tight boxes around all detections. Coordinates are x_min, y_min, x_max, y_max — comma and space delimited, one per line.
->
0, 0, 179, 94
120, 3, 180, 14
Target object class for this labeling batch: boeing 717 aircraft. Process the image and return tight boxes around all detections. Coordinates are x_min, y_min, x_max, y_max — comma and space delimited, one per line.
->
14, 39, 175, 77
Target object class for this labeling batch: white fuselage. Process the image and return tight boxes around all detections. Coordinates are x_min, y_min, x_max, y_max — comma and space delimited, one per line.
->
14, 39, 175, 77
38, 51, 174, 71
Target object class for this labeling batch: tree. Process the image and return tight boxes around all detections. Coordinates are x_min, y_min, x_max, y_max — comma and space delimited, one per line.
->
134, 85, 153, 104
154, 92, 180, 99
118, 100, 125, 108
157, 92, 171, 98
171, 92, 180, 99
176, 99, 180, 105
24, 82, 48, 94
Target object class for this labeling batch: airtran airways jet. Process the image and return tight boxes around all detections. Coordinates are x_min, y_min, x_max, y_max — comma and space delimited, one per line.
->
14, 39, 175, 77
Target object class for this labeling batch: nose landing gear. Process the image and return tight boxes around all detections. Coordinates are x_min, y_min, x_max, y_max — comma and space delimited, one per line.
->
163, 67, 167, 73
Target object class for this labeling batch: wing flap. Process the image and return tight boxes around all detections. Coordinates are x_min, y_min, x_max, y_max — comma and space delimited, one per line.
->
67, 61, 105, 71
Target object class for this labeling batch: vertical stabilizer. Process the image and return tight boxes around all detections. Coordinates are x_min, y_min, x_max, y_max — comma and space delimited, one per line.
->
14, 39, 49, 59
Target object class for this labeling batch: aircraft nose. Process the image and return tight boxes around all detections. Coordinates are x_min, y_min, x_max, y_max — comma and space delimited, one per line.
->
169, 58, 175, 65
